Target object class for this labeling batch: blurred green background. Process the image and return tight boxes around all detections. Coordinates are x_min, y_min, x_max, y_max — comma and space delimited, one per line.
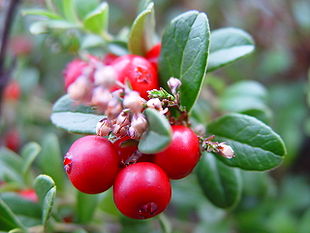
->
0, 0, 310, 232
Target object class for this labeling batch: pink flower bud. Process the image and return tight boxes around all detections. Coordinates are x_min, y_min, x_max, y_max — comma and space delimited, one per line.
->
128, 113, 148, 139
67, 76, 92, 102
123, 91, 146, 113
96, 118, 113, 136
167, 77, 181, 95
105, 97, 122, 119
94, 65, 117, 88
147, 98, 163, 111
91, 87, 113, 111
218, 143, 235, 159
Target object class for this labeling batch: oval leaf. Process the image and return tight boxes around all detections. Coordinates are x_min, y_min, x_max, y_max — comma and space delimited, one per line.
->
34, 175, 56, 228
21, 142, 41, 178
22, 9, 62, 19
207, 113, 286, 171
159, 10, 210, 111
0, 148, 23, 184
197, 153, 242, 208
128, 2, 155, 55
207, 27, 255, 72
83, 2, 109, 35
138, 108, 172, 154
51, 95, 103, 134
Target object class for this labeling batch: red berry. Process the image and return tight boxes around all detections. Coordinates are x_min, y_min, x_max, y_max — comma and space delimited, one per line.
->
9, 36, 32, 56
154, 125, 200, 179
111, 55, 159, 99
4, 129, 21, 152
145, 43, 161, 70
63, 59, 88, 90
113, 162, 171, 219
64, 135, 119, 194
4, 81, 21, 101
103, 53, 118, 65
18, 189, 38, 202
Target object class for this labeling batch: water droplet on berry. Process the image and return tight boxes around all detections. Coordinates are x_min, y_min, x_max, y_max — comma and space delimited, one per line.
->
64, 153, 73, 174
135, 66, 150, 84
137, 202, 158, 218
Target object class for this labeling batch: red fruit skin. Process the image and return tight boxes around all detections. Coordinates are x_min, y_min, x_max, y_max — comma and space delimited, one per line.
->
113, 162, 171, 219
113, 137, 154, 166
103, 53, 118, 65
111, 55, 159, 99
4, 129, 21, 153
63, 59, 88, 90
4, 81, 21, 101
65, 136, 119, 194
154, 125, 201, 179
18, 189, 38, 202
145, 43, 161, 70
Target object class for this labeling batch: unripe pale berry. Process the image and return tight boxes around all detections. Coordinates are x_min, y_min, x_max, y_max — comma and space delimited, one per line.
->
154, 125, 201, 179
64, 136, 119, 194
67, 76, 92, 102
91, 87, 113, 111
113, 162, 171, 219
94, 65, 117, 88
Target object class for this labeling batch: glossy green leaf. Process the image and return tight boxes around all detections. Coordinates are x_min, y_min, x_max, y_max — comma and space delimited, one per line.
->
207, 113, 286, 171
33, 175, 56, 227
51, 95, 104, 134
22, 9, 62, 19
39, 134, 65, 191
197, 153, 242, 209
159, 11, 210, 111
0, 199, 25, 232
207, 27, 255, 72
219, 81, 271, 123
21, 142, 41, 178
138, 108, 172, 154
0, 148, 23, 184
83, 2, 109, 35
76, 191, 99, 224
128, 2, 155, 55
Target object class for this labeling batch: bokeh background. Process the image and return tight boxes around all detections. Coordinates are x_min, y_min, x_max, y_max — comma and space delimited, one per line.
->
1, 0, 310, 232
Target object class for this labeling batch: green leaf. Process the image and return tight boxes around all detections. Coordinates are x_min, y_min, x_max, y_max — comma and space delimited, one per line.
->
39, 134, 65, 191
29, 20, 78, 34
159, 10, 210, 111
207, 113, 286, 171
51, 95, 104, 134
33, 175, 56, 227
299, 209, 310, 233
83, 2, 109, 35
0, 198, 25, 232
22, 9, 62, 19
0, 148, 23, 184
128, 2, 155, 56
196, 153, 242, 209
219, 81, 271, 123
138, 108, 172, 154
21, 142, 41, 179
62, 0, 78, 22
207, 27, 255, 72
74, 0, 99, 19
76, 191, 99, 224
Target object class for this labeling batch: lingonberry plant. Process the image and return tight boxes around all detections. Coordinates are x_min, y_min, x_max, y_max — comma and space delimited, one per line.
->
0, 0, 288, 232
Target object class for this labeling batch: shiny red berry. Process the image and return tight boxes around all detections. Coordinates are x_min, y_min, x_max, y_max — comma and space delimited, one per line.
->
154, 125, 201, 179
64, 135, 119, 194
4, 81, 21, 101
145, 43, 161, 70
113, 162, 171, 219
4, 129, 21, 152
111, 55, 159, 99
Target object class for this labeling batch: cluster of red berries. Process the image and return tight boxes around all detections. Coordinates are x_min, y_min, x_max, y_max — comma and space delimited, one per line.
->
63, 44, 203, 219
64, 125, 200, 219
